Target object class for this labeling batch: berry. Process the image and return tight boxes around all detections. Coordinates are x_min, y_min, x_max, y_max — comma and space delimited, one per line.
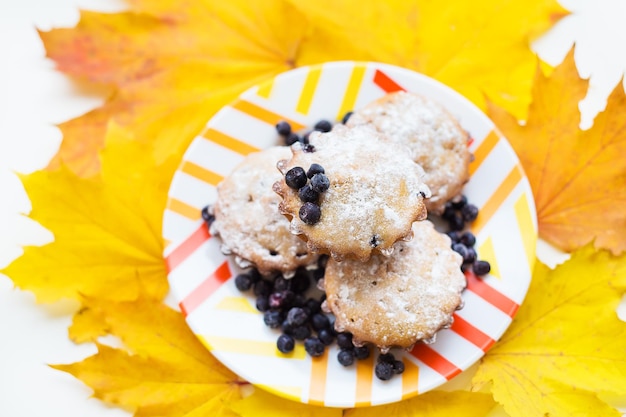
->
464, 246, 477, 264
392, 360, 405, 374
311, 313, 330, 331
255, 295, 269, 312
291, 270, 311, 293
448, 211, 465, 231
341, 111, 353, 124
275, 121, 292, 137
460, 232, 476, 247
299, 202, 322, 224
277, 334, 295, 353
291, 325, 312, 340
310, 173, 330, 193
314, 119, 333, 133
253, 280, 272, 297
304, 298, 322, 315
302, 143, 316, 153
473, 260, 491, 276
286, 307, 309, 327
461, 204, 479, 222
451, 195, 468, 209
234, 273, 253, 291
304, 337, 325, 357
336, 332, 353, 349
307, 163, 325, 178
442, 202, 456, 220
452, 243, 469, 259
273, 276, 291, 292
291, 293, 306, 308
298, 185, 319, 203
285, 132, 300, 146
248, 269, 262, 284
377, 352, 395, 364
285, 167, 307, 189
263, 310, 283, 328
318, 329, 335, 346
269, 290, 294, 309
375, 361, 394, 381
337, 349, 355, 366
354, 345, 370, 360
201, 206, 215, 226
446, 231, 461, 243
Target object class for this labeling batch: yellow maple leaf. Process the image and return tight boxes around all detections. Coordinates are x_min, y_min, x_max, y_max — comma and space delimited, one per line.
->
488, 49, 626, 254
2, 123, 172, 302
41, 0, 563, 176
473, 246, 626, 417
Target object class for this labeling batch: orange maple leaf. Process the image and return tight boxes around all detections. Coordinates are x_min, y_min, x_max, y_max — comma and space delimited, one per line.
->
41, 0, 564, 177
488, 49, 626, 254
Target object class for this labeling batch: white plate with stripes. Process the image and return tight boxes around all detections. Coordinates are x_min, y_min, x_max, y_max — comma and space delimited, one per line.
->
162, 62, 537, 407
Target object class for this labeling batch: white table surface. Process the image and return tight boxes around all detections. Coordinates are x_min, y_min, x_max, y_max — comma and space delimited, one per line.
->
1, 0, 625, 416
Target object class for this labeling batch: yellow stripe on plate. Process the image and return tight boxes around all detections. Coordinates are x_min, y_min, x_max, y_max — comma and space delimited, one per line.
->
200, 335, 307, 359
308, 350, 329, 406
214, 296, 258, 314
471, 165, 523, 234
167, 198, 201, 221
296, 66, 323, 115
336, 64, 367, 121
401, 357, 420, 400
203, 128, 260, 156
514, 192, 537, 272
181, 161, 223, 186
477, 236, 501, 279
354, 353, 375, 407
469, 130, 499, 176
256, 79, 275, 99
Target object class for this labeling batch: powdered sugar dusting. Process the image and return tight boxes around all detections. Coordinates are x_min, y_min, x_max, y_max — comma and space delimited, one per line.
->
276, 124, 431, 261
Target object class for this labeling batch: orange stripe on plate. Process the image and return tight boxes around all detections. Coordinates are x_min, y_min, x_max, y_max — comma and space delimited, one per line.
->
202, 128, 260, 156
401, 358, 420, 400
181, 160, 223, 186
165, 223, 210, 272
308, 350, 329, 406
354, 353, 374, 407
409, 344, 461, 380
296, 66, 323, 115
256, 78, 275, 99
179, 261, 231, 316
471, 165, 523, 234
231, 99, 306, 131
167, 198, 201, 221
465, 270, 519, 317
451, 313, 496, 352
469, 130, 499, 176
336, 64, 367, 120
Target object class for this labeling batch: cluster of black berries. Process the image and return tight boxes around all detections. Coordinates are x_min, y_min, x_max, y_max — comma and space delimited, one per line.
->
276, 119, 332, 153
284, 163, 330, 225
442, 195, 491, 276
233, 258, 400, 380
375, 352, 405, 381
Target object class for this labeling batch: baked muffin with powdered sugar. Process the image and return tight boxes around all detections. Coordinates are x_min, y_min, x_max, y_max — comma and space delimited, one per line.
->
347, 91, 471, 214
211, 146, 318, 277
273, 124, 431, 262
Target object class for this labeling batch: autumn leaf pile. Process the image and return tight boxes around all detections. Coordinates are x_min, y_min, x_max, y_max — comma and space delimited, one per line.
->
4, 0, 626, 416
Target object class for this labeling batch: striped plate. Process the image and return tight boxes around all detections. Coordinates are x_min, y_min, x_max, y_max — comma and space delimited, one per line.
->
163, 62, 537, 407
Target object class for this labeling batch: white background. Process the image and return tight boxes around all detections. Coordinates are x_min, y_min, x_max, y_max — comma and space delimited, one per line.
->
1, 0, 626, 416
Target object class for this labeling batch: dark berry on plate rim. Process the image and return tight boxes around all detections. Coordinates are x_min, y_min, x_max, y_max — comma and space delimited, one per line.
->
273, 276, 291, 292
277, 334, 295, 353
285, 132, 300, 146
375, 361, 394, 381
460, 231, 476, 247
253, 279, 272, 297
269, 290, 294, 309
311, 313, 330, 331
337, 349, 355, 366
304, 337, 326, 357
255, 295, 270, 312
377, 352, 395, 364
318, 329, 335, 346
275, 121, 292, 137
299, 202, 322, 224
234, 273, 253, 292
314, 119, 333, 133
392, 360, 405, 374
336, 332, 354, 349
473, 260, 491, 276
448, 211, 465, 231
461, 203, 479, 222
200, 205, 215, 226
286, 307, 309, 327
307, 163, 325, 178
452, 243, 469, 259
446, 230, 461, 243
298, 185, 320, 203
341, 111, 353, 124
291, 325, 312, 340
285, 167, 307, 189
464, 246, 477, 265
305, 298, 322, 315
451, 194, 468, 209
354, 345, 370, 360
263, 310, 283, 328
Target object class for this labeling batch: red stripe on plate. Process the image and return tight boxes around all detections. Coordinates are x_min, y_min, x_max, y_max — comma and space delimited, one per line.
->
180, 261, 232, 316
409, 344, 462, 380
451, 313, 496, 352
465, 270, 519, 317
165, 224, 210, 272
373, 70, 406, 93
